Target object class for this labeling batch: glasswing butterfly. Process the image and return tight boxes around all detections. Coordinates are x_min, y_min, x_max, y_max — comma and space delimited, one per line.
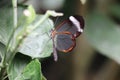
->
51, 15, 84, 61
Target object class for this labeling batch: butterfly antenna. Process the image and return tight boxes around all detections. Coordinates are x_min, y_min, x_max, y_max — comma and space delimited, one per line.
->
54, 16, 60, 27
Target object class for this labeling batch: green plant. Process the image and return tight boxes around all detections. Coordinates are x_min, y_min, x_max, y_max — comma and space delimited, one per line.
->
0, 0, 63, 80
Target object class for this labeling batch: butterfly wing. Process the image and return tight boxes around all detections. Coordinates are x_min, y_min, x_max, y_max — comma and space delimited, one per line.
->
55, 15, 84, 38
54, 32, 76, 52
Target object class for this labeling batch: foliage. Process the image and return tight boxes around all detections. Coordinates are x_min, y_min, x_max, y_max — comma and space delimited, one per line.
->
0, 1, 56, 80
85, 5, 120, 64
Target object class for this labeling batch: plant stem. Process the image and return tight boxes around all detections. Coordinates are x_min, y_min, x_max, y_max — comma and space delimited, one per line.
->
0, 68, 7, 80
13, 0, 18, 28
0, 6, 62, 79
2, 0, 18, 66
0, 0, 18, 79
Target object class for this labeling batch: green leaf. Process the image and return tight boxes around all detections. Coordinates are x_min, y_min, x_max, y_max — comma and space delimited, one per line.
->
42, 75, 47, 80
0, 43, 6, 60
7, 53, 31, 80
0, 8, 13, 45
7, 54, 46, 80
18, 15, 54, 58
17, 59, 43, 80
0, 42, 11, 66
85, 11, 120, 64
0, 6, 53, 60
0, 6, 33, 63
0, 7, 27, 47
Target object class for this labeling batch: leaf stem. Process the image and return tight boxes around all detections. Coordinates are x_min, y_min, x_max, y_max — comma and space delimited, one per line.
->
31, 10, 63, 32
1, 0, 18, 68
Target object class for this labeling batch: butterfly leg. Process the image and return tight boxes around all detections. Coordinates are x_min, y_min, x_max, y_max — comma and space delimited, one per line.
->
52, 38, 58, 61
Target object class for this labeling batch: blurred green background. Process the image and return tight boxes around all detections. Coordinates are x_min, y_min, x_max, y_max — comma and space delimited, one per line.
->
1, 0, 120, 80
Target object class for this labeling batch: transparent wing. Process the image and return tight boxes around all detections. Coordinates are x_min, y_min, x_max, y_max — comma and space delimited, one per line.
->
55, 15, 84, 37
54, 33, 76, 52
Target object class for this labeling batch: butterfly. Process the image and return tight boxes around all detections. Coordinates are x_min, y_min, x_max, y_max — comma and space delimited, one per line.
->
51, 15, 84, 61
